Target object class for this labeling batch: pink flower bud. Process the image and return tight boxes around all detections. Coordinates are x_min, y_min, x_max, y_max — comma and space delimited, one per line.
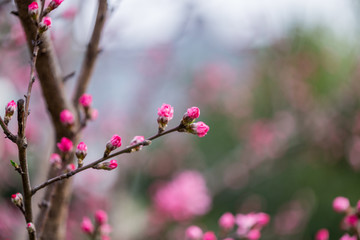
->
130, 135, 145, 151
186, 225, 203, 240
93, 160, 118, 171
95, 210, 108, 225
79, 93, 93, 108
190, 121, 210, 137
5, 100, 16, 117
109, 160, 117, 169
345, 214, 358, 227
39, 17, 52, 32
76, 142, 88, 160
81, 217, 94, 234
333, 196, 350, 213
315, 228, 329, 240
158, 103, 174, 119
256, 212, 270, 226
340, 234, 357, 240
60, 109, 74, 126
27, 222, 35, 233
57, 137, 73, 153
247, 229, 261, 240
50, 153, 62, 169
105, 135, 122, 155
48, 0, 64, 10
100, 224, 112, 235
28, 2, 38, 19
202, 231, 217, 240
11, 192, 23, 207
182, 107, 200, 125
157, 103, 174, 131
67, 163, 76, 171
218, 212, 235, 230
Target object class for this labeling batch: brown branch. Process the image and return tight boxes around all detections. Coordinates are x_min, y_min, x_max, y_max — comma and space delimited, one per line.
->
32, 125, 182, 195
72, 0, 107, 109
17, 100, 36, 240
0, 115, 17, 143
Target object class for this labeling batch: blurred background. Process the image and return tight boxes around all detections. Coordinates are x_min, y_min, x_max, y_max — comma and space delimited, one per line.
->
0, 0, 360, 239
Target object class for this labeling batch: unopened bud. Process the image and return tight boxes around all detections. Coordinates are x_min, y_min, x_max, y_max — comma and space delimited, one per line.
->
93, 160, 117, 171
47, 0, 64, 12
104, 135, 121, 157
11, 192, 23, 207
4, 100, 16, 124
157, 103, 174, 132
39, 16, 52, 33
182, 107, 200, 125
26, 222, 35, 233
28, 2, 39, 21
129, 136, 145, 152
76, 142, 87, 167
66, 163, 76, 172
189, 121, 210, 137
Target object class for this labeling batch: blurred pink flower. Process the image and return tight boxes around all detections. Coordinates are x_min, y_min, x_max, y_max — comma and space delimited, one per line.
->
81, 217, 93, 234
340, 234, 357, 240
152, 170, 211, 221
57, 137, 73, 152
202, 231, 217, 240
62, 7, 77, 19
315, 228, 329, 240
333, 196, 350, 213
95, 210, 108, 225
79, 93, 93, 108
60, 109, 74, 126
185, 225, 203, 240
218, 212, 235, 230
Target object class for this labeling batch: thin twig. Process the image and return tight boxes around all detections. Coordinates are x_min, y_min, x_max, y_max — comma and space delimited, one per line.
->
31, 125, 182, 195
72, 0, 107, 109
17, 100, 36, 240
0, 115, 17, 143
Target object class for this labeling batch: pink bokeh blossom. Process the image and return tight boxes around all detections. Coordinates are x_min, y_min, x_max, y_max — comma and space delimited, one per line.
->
333, 196, 350, 213
60, 109, 74, 126
95, 210, 108, 225
81, 217, 93, 234
218, 212, 235, 230
315, 228, 329, 240
185, 225, 203, 240
57, 137, 73, 153
152, 170, 211, 221
79, 93, 93, 108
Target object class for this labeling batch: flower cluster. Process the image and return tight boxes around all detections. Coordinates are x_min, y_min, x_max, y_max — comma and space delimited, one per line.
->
157, 104, 210, 137
315, 196, 360, 240
81, 210, 111, 239
186, 211, 270, 240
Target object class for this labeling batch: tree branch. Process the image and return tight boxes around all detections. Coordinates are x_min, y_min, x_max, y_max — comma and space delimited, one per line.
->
32, 125, 182, 195
73, 0, 107, 109
17, 99, 36, 240
0, 115, 17, 143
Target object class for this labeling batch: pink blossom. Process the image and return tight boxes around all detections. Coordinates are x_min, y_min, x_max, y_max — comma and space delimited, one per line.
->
26, 222, 35, 233
62, 7, 77, 19
57, 137, 73, 152
79, 94, 93, 108
190, 122, 210, 137
158, 103, 174, 119
333, 196, 350, 213
76, 142, 88, 160
11, 193, 23, 206
48, 0, 64, 10
5, 100, 16, 117
50, 153, 62, 168
95, 210, 108, 225
81, 217, 94, 234
218, 212, 235, 230
106, 135, 122, 152
67, 163, 76, 171
345, 214, 358, 227
202, 231, 217, 240
185, 225, 203, 240
187, 107, 200, 119
256, 212, 270, 226
130, 135, 145, 151
28, 2, 38, 11
108, 160, 117, 169
152, 171, 211, 221
60, 109, 74, 126
357, 200, 360, 212
247, 229, 261, 240
101, 236, 110, 240
340, 234, 357, 240
315, 228, 329, 240
41, 16, 52, 27
53, 0, 64, 5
